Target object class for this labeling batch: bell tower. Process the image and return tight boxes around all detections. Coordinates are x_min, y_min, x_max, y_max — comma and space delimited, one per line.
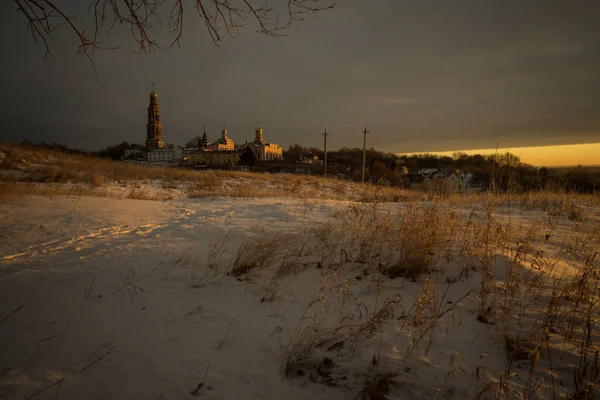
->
145, 84, 164, 149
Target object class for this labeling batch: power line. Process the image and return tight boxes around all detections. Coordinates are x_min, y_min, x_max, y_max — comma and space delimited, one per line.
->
322, 129, 328, 178
362, 123, 370, 184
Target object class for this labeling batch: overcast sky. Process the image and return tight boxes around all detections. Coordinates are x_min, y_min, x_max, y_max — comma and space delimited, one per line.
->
1, 0, 600, 153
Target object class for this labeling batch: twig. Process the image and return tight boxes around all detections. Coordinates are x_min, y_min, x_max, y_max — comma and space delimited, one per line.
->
113, 268, 144, 302
84, 273, 98, 298
190, 362, 211, 395
218, 319, 234, 349
149, 260, 164, 277
185, 305, 203, 316
15, 0, 335, 60
35, 333, 64, 345
269, 326, 282, 337
0, 304, 26, 325
88, 339, 116, 362
25, 341, 115, 399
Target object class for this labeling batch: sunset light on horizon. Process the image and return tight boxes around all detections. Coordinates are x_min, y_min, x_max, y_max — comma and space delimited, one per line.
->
400, 142, 600, 167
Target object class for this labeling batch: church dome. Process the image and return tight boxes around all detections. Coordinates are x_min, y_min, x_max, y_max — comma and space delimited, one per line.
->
254, 123, 264, 142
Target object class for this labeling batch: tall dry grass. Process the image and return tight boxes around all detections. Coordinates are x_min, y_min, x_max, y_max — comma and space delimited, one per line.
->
0, 141, 423, 202
194, 193, 600, 398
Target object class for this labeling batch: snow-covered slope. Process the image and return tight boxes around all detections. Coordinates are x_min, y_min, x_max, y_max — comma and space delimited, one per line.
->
1, 195, 598, 399
1, 197, 359, 399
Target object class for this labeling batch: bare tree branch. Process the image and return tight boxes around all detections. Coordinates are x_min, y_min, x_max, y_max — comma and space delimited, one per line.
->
14, 0, 336, 56
169, 0, 184, 47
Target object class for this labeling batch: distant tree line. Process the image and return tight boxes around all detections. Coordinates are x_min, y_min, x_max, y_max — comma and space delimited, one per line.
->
97, 141, 131, 160
283, 144, 600, 193
7, 140, 598, 193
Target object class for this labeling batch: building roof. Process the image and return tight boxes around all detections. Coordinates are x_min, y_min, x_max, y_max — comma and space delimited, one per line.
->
189, 150, 242, 155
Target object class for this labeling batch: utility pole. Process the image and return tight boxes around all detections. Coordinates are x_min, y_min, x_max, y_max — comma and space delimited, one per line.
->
361, 123, 370, 184
322, 129, 328, 178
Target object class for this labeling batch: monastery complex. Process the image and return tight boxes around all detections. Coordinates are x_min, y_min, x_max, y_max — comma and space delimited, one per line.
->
123, 87, 283, 168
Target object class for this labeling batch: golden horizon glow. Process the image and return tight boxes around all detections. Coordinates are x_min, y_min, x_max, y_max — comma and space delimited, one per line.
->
399, 143, 600, 167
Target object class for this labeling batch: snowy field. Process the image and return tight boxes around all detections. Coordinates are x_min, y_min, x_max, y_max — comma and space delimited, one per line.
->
1, 194, 599, 399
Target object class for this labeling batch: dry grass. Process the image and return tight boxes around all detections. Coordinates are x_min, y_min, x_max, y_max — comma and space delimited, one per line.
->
4, 141, 600, 398
0, 141, 422, 202
229, 229, 290, 277
518, 190, 600, 216
242, 192, 600, 398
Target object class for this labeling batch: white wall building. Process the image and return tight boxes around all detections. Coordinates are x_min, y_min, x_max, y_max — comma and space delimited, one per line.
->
146, 147, 183, 163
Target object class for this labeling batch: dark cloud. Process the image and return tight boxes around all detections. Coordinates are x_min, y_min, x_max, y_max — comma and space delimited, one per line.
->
1, 0, 599, 152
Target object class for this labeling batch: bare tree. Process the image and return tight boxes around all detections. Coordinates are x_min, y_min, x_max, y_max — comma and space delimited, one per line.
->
13, 0, 335, 59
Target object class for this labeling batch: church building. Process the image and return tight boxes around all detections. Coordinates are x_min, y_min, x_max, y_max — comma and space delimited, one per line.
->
247, 123, 283, 161
193, 125, 236, 151
213, 126, 235, 151
199, 125, 211, 149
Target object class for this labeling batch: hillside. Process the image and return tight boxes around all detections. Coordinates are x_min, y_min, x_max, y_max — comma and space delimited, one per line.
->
1, 141, 599, 399
0, 142, 418, 203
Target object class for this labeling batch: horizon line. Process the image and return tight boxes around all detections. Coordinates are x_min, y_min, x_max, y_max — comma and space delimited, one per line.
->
397, 142, 600, 167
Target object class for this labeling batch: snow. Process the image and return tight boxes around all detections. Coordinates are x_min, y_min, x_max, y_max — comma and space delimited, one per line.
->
0, 194, 598, 399
0, 196, 353, 399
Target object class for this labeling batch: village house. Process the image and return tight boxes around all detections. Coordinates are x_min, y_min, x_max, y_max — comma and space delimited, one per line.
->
298, 154, 323, 165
